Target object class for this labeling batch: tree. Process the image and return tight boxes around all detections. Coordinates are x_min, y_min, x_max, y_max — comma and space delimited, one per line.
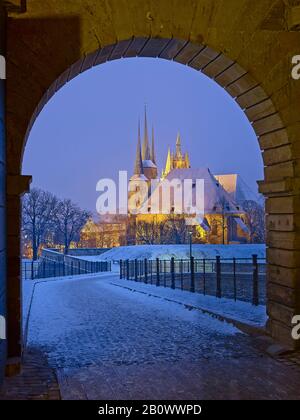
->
243, 200, 266, 244
164, 215, 189, 244
22, 188, 59, 260
209, 196, 230, 245
54, 199, 91, 254
135, 217, 170, 245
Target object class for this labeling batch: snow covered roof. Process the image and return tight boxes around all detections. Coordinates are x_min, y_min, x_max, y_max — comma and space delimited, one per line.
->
215, 174, 260, 204
143, 159, 157, 169
164, 168, 242, 214
138, 168, 243, 216
130, 174, 148, 182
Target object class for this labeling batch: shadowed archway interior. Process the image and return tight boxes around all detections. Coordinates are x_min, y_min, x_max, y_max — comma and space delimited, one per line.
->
4, 1, 300, 370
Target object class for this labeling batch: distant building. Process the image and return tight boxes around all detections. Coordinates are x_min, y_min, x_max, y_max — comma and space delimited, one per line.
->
128, 108, 250, 245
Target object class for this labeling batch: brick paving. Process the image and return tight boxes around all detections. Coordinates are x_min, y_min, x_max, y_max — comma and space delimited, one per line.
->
0, 349, 60, 400
1, 275, 300, 400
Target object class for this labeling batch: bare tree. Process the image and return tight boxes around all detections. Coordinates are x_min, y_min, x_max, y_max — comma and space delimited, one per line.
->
22, 188, 59, 260
135, 218, 169, 245
243, 200, 266, 244
209, 196, 230, 245
54, 199, 91, 254
164, 215, 189, 244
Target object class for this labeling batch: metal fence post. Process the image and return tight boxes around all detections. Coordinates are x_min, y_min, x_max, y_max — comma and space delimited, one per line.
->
252, 254, 259, 306
180, 259, 183, 290
171, 257, 175, 289
31, 260, 34, 280
233, 257, 237, 301
156, 258, 160, 287
120, 260, 123, 279
202, 259, 206, 295
144, 259, 148, 284
126, 260, 130, 280
135, 259, 138, 282
216, 256, 221, 298
190, 256, 195, 293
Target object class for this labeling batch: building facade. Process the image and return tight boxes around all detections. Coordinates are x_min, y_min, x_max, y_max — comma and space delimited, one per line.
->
129, 110, 250, 245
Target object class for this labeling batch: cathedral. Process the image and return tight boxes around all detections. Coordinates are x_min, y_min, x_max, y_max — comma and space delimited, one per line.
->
128, 108, 250, 245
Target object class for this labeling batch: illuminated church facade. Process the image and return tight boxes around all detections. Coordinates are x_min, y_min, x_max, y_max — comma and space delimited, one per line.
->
128, 109, 250, 245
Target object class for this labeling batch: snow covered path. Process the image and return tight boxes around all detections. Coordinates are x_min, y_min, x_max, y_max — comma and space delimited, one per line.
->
26, 275, 300, 400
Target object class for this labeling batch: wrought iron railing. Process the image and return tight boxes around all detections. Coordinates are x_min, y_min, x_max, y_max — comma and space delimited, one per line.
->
120, 256, 266, 306
22, 258, 111, 280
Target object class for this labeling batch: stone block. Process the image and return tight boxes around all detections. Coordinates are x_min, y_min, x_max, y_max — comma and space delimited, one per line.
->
215, 63, 247, 87
139, 38, 170, 58
264, 161, 295, 182
267, 247, 300, 269
174, 42, 205, 66
266, 196, 299, 214
237, 85, 268, 109
159, 38, 187, 60
263, 144, 293, 166
266, 214, 295, 232
267, 282, 296, 308
110, 39, 133, 60
267, 230, 300, 250
124, 37, 148, 58
226, 73, 258, 98
252, 113, 284, 136
267, 301, 296, 330
245, 98, 276, 122
259, 128, 289, 151
202, 54, 234, 79
268, 264, 300, 289
267, 318, 298, 349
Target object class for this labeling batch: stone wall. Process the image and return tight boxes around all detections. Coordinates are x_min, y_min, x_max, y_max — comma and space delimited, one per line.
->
4, 0, 300, 355
0, 0, 6, 385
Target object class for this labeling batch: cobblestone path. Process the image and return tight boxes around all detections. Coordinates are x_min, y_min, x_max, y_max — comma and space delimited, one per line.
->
23, 275, 300, 400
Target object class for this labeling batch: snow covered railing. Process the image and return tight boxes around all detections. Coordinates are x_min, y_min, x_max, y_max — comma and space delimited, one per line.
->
120, 256, 266, 306
22, 254, 111, 280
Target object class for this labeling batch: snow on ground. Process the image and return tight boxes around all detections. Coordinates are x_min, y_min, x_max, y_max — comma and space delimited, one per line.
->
77, 244, 266, 262
110, 278, 267, 328
27, 274, 245, 369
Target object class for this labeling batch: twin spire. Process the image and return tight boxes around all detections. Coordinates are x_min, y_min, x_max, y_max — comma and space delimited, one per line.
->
134, 107, 156, 176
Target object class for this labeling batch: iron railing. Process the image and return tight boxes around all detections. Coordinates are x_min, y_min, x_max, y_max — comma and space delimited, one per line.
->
22, 258, 111, 280
120, 255, 266, 306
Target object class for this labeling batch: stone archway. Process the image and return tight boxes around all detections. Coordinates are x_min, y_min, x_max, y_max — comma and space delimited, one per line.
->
4, 1, 300, 366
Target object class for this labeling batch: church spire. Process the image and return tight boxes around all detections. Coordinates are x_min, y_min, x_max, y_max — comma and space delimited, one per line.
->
151, 126, 156, 165
176, 132, 182, 158
134, 121, 144, 176
162, 147, 173, 178
142, 105, 150, 161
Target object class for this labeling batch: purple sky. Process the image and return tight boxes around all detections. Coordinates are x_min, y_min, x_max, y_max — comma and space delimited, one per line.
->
22, 58, 264, 213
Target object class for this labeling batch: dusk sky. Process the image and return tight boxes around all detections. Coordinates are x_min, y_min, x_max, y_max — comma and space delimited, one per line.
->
22, 58, 264, 213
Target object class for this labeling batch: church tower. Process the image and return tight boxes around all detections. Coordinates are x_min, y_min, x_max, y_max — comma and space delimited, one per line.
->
141, 107, 158, 181
128, 121, 148, 214
162, 133, 191, 178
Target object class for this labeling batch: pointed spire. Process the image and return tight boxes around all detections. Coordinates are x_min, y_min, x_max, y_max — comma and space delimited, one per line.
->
142, 105, 150, 161
151, 126, 156, 165
163, 147, 173, 178
176, 132, 182, 158
134, 120, 144, 176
